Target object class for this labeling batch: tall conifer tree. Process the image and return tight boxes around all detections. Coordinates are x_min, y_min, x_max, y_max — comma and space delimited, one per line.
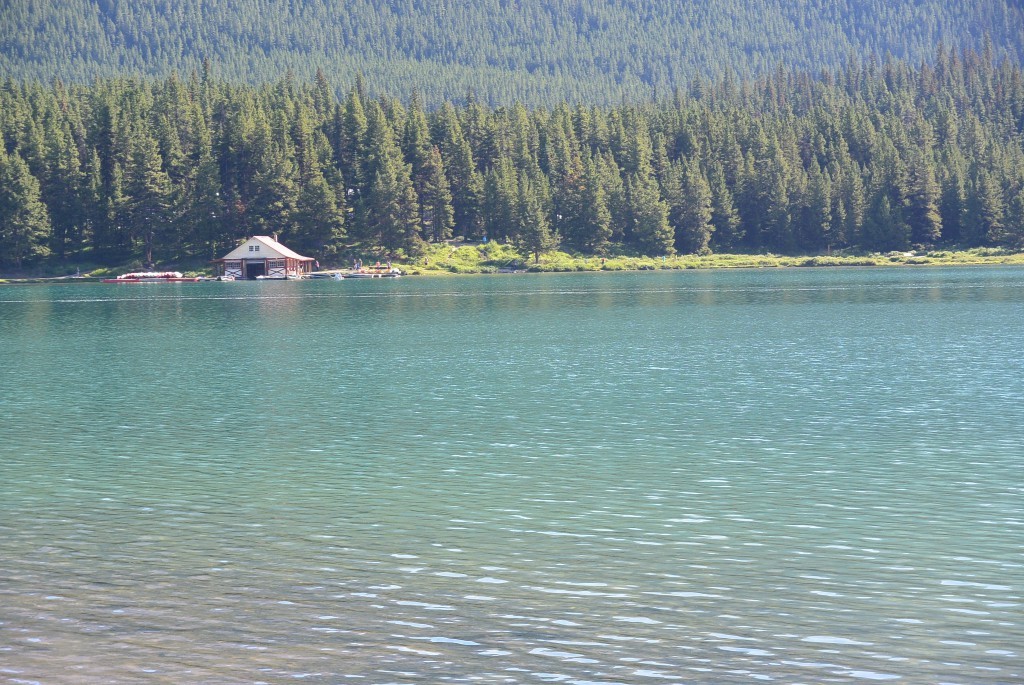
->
626, 173, 674, 255
676, 158, 714, 254
419, 146, 455, 243
906, 150, 943, 245
125, 133, 175, 265
516, 170, 557, 262
0, 147, 52, 268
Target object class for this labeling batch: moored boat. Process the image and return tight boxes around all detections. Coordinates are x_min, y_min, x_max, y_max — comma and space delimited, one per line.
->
103, 271, 201, 283
346, 264, 402, 278
308, 271, 345, 280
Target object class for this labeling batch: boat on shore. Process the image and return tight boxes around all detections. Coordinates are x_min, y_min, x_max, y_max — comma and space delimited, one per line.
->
102, 271, 201, 283
346, 264, 402, 278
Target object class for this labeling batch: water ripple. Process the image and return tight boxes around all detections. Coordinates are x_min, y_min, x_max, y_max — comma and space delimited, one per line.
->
2, 268, 1022, 683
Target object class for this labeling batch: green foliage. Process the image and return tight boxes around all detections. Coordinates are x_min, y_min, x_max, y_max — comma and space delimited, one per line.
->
674, 159, 715, 255
2, 45, 1024, 272
0, 147, 52, 267
1, 1, 1022, 107
626, 173, 675, 256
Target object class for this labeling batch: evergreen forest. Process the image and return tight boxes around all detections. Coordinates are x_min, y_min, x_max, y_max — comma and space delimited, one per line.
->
2, 47, 1024, 271
1, 0, 1022, 106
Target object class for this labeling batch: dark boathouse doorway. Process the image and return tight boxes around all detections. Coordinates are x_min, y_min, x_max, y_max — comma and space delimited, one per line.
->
246, 261, 265, 279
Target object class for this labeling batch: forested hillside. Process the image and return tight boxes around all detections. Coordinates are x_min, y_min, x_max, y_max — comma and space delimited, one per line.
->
1, 0, 1022, 105
2, 47, 1022, 271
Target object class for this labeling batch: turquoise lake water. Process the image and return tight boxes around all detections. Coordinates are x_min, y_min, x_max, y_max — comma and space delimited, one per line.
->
1, 267, 1022, 684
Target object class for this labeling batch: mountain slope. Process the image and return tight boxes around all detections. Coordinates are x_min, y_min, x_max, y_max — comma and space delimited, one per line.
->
2, 0, 1022, 104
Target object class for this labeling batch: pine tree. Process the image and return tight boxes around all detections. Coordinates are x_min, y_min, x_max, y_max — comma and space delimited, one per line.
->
419, 146, 455, 243
797, 161, 832, 252
860, 146, 909, 251
626, 173, 674, 255
507, 102, 536, 171
340, 87, 368, 197
482, 158, 519, 243
939, 158, 968, 244
81, 148, 104, 257
402, 92, 433, 194
733, 150, 761, 250
100, 160, 132, 259
675, 158, 714, 254
546, 114, 585, 247
434, 103, 483, 238
571, 155, 613, 254
40, 112, 85, 260
862, 193, 909, 251
365, 164, 423, 255
0, 147, 52, 268
596, 151, 628, 242
661, 158, 686, 246
708, 163, 742, 251
152, 76, 190, 185
516, 170, 557, 262
361, 102, 422, 252
290, 103, 318, 182
757, 144, 793, 252
905, 150, 943, 245
312, 68, 333, 119
125, 133, 175, 265
965, 169, 1005, 246
183, 150, 227, 258
292, 171, 345, 256
249, 142, 300, 240
833, 154, 865, 249
618, 110, 653, 177
1001, 186, 1024, 249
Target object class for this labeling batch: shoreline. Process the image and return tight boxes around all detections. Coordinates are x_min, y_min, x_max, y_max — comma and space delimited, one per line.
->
3, 248, 1023, 283
400, 248, 1024, 277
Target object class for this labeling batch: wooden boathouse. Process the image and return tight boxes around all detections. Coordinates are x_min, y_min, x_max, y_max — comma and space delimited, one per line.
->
214, 235, 315, 279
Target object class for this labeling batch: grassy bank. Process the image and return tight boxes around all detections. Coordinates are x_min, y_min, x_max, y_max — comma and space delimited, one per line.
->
395, 242, 1024, 276
3, 245, 1024, 283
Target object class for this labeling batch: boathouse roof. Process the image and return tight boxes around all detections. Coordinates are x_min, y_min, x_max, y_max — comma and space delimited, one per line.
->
217, 236, 314, 262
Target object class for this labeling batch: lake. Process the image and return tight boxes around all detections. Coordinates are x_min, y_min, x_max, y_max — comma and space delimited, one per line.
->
1, 267, 1021, 684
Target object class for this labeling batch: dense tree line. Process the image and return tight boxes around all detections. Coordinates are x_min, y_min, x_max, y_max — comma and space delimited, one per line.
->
1, 0, 1022, 106
2, 47, 1023, 270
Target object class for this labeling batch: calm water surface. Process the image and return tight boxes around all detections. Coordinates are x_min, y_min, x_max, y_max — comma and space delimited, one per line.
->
1, 267, 1022, 684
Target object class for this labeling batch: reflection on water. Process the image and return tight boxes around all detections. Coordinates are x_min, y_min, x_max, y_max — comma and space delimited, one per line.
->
1, 268, 1022, 683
